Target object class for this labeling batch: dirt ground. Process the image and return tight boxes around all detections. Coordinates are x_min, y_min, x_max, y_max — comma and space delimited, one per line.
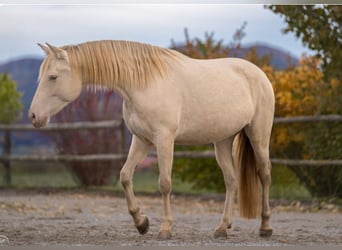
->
0, 189, 341, 246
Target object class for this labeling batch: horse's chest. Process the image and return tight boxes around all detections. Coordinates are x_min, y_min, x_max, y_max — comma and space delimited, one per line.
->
123, 103, 154, 143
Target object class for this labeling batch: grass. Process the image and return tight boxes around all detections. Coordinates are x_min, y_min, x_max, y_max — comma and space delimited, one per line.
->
270, 165, 311, 199
0, 162, 311, 199
0, 163, 76, 188
0, 163, 198, 194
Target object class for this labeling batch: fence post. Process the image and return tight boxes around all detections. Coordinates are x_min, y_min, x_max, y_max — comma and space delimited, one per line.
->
3, 130, 11, 185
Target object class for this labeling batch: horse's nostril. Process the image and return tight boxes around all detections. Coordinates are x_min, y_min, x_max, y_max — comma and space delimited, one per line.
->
30, 112, 36, 120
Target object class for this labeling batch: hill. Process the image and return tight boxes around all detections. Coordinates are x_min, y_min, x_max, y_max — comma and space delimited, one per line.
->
233, 43, 298, 70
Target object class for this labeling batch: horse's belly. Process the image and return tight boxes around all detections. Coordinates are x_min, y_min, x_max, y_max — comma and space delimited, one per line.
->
175, 113, 249, 145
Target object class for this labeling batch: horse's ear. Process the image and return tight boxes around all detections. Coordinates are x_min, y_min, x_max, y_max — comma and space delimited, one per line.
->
45, 43, 67, 60
37, 43, 50, 55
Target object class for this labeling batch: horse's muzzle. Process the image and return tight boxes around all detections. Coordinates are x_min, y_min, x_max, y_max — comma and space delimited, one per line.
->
29, 111, 49, 128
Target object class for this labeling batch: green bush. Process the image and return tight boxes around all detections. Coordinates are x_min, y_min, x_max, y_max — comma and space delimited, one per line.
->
173, 145, 225, 192
0, 73, 23, 124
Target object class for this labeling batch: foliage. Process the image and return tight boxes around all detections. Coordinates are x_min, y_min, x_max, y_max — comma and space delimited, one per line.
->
0, 73, 23, 124
170, 25, 271, 68
265, 4, 342, 197
48, 90, 124, 186
260, 6, 342, 196
171, 28, 231, 59
173, 144, 225, 192
267, 55, 342, 197
266, 5, 342, 81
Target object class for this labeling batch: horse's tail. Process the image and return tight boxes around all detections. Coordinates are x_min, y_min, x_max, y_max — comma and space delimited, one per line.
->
236, 131, 261, 219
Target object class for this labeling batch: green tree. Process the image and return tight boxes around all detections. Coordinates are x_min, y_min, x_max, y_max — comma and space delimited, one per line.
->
266, 5, 342, 81
267, 5, 342, 197
0, 73, 23, 124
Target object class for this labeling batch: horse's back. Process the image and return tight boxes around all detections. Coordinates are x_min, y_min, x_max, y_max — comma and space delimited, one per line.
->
170, 57, 274, 144
124, 55, 274, 145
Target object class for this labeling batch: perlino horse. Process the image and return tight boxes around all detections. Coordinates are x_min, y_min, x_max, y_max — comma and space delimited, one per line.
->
29, 40, 274, 239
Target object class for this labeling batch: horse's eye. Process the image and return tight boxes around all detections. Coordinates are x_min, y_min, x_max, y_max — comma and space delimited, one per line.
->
49, 75, 58, 80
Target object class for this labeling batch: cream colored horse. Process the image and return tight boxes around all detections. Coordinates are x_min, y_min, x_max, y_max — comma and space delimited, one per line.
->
29, 40, 274, 240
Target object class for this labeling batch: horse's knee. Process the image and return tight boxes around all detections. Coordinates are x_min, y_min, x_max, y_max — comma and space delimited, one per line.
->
120, 169, 131, 188
159, 176, 172, 194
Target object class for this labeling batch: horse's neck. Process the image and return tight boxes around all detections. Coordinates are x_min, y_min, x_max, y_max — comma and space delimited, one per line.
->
79, 71, 131, 104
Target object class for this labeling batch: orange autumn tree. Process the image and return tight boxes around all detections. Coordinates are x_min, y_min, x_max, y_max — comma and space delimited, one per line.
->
267, 56, 329, 152
266, 56, 342, 197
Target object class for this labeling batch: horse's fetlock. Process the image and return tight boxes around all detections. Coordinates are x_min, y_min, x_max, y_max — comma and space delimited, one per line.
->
261, 211, 271, 220
129, 207, 140, 217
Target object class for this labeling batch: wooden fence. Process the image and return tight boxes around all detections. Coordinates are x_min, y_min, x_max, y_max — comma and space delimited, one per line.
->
1, 115, 342, 185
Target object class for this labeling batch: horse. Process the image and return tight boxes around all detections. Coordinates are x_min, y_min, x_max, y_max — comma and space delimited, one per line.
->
29, 40, 275, 239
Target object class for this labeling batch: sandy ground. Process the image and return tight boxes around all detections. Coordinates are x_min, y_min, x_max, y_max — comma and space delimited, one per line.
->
0, 190, 341, 246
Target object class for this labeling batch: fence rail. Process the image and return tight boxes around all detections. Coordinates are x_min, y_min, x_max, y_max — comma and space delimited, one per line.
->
273, 114, 342, 123
2, 152, 342, 167
0, 120, 122, 131
1, 115, 342, 185
0, 114, 341, 132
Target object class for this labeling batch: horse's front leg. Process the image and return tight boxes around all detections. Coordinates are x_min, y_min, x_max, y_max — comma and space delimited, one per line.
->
120, 135, 153, 235
155, 131, 174, 240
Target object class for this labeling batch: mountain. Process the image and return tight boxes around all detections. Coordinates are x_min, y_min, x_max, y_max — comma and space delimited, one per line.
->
232, 44, 298, 70
172, 43, 299, 70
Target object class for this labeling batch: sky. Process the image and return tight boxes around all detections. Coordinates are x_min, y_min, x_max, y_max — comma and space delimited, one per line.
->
0, 2, 314, 64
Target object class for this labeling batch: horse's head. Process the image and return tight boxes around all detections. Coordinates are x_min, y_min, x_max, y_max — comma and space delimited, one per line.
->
29, 43, 82, 128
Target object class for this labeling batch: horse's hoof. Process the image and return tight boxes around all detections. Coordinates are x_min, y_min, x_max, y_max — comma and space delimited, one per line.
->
214, 229, 228, 239
259, 228, 273, 237
136, 216, 149, 235
158, 230, 172, 240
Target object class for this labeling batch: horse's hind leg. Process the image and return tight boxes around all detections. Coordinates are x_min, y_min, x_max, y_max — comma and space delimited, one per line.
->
245, 123, 273, 237
257, 158, 273, 237
213, 137, 237, 238
120, 135, 153, 235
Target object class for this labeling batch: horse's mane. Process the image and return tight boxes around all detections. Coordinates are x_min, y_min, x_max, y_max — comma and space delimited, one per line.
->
61, 40, 180, 89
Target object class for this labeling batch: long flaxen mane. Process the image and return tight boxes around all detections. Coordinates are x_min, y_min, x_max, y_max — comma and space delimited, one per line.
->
61, 40, 180, 89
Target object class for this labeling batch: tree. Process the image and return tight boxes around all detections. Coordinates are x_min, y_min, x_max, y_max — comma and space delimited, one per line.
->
170, 28, 231, 59
0, 73, 23, 124
268, 56, 342, 197
266, 5, 342, 197
266, 5, 342, 81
